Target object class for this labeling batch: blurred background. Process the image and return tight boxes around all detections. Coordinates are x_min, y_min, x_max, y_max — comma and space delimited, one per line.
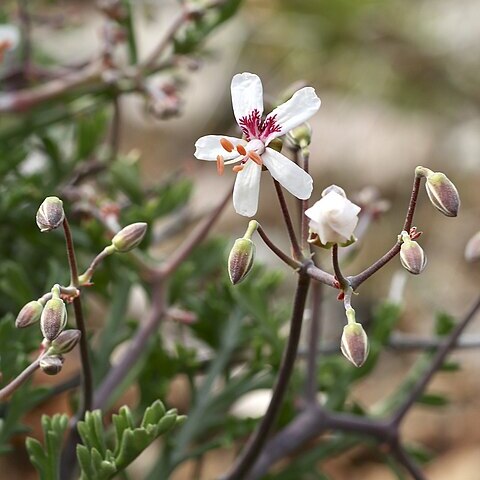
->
1, 0, 480, 478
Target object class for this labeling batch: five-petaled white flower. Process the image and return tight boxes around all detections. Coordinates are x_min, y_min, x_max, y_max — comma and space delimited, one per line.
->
194, 72, 321, 217
305, 185, 361, 245
0, 25, 20, 62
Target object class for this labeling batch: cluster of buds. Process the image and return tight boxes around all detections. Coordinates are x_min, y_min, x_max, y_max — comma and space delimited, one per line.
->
228, 221, 257, 285
399, 228, 427, 275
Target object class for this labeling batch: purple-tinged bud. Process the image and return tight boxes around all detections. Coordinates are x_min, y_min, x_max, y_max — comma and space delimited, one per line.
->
341, 310, 369, 368
47, 329, 81, 355
15, 300, 43, 328
424, 170, 460, 217
228, 221, 257, 285
399, 232, 427, 275
39, 355, 64, 375
465, 231, 480, 263
112, 222, 147, 252
36, 197, 65, 232
40, 294, 67, 341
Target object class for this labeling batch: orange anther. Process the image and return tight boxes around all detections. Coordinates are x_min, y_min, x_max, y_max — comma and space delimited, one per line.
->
216, 155, 225, 175
220, 138, 234, 152
232, 164, 245, 173
236, 144, 247, 156
248, 151, 263, 165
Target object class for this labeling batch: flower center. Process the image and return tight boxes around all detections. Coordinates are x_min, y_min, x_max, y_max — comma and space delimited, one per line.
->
238, 109, 282, 141
217, 137, 265, 175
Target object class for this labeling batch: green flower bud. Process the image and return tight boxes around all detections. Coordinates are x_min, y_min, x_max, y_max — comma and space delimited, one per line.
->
36, 196, 65, 232
400, 232, 427, 275
268, 138, 283, 153
47, 329, 81, 355
423, 170, 460, 217
287, 122, 312, 149
41, 294, 67, 341
112, 222, 147, 252
15, 300, 43, 328
465, 231, 480, 263
39, 355, 64, 375
341, 317, 369, 368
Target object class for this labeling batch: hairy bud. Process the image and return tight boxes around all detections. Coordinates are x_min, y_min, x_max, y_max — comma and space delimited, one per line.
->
341, 310, 369, 368
418, 168, 460, 217
15, 300, 43, 328
112, 222, 147, 252
39, 355, 64, 375
36, 197, 65, 232
47, 329, 81, 355
465, 231, 480, 263
40, 292, 67, 341
228, 221, 257, 285
400, 232, 427, 275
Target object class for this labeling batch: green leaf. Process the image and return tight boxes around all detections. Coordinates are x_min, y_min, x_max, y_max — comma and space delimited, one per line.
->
435, 312, 456, 336
417, 393, 449, 407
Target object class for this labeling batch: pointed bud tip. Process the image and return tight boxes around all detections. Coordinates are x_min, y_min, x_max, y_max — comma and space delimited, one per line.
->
36, 196, 65, 232
228, 238, 255, 285
112, 222, 148, 252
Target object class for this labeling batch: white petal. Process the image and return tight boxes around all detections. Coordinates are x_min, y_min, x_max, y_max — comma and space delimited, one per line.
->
233, 161, 262, 217
231, 73, 264, 125
263, 87, 321, 144
194, 135, 244, 161
262, 148, 313, 200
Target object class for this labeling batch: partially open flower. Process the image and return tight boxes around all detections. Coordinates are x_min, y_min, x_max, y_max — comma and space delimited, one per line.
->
305, 185, 361, 247
112, 222, 147, 252
36, 197, 65, 232
399, 231, 427, 275
15, 300, 43, 328
341, 319, 369, 368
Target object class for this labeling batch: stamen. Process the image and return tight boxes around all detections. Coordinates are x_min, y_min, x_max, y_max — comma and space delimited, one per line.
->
216, 155, 225, 175
236, 144, 247, 156
248, 151, 263, 166
232, 164, 244, 173
220, 138, 234, 152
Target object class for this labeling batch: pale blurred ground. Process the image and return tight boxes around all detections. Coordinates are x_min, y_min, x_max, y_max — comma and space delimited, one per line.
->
5, 0, 480, 478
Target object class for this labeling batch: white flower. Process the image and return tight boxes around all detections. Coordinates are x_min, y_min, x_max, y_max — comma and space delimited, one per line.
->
194, 72, 321, 217
305, 185, 361, 245
0, 24, 20, 61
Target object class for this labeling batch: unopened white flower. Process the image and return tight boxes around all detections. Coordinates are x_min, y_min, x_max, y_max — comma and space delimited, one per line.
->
230, 389, 272, 419
305, 185, 361, 245
0, 25, 20, 61
194, 72, 321, 217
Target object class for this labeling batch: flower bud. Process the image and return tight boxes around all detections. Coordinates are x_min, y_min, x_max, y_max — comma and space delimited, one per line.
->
287, 122, 312, 149
400, 232, 427, 275
47, 329, 81, 355
424, 171, 460, 217
36, 197, 65, 232
228, 238, 255, 285
39, 355, 64, 375
15, 300, 43, 328
40, 296, 67, 341
465, 231, 480, 263
340, 320, 369, 368
111, 222, 147, 252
